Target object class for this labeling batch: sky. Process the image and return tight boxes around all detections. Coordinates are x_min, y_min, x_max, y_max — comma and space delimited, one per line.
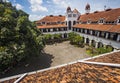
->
8, 0, 120, 21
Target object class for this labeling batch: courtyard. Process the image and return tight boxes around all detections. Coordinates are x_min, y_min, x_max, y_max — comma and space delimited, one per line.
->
44, 41, 90, 66
0, 41, 90, 78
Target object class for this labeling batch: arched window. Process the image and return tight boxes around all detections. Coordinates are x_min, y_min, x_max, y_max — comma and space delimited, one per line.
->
73, 21, 76, 25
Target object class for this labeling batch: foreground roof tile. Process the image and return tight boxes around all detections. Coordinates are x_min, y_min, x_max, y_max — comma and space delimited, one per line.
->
88, 51, 120, 64
18, 62, 120, 83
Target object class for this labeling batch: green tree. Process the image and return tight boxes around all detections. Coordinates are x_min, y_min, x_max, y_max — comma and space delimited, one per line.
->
0, 2, 44, 73
68, 32, 77, 44
74, 35, 83, 46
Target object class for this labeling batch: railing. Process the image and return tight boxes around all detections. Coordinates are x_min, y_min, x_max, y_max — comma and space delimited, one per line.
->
42, 30, 72, 34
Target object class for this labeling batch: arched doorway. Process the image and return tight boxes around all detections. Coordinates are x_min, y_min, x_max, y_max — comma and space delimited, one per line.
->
73, 21, 76, 25
91, 40, 96, 47
68, 21, 71, 30
98, 42, 103, 48
86, 38, 89, 45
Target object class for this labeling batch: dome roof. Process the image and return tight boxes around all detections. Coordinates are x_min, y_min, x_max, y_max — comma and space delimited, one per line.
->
85, 3, 90, 10
67, 6, 71, 12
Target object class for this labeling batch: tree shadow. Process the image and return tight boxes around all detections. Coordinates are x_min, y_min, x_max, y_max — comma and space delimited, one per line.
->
0, 51, 54, 78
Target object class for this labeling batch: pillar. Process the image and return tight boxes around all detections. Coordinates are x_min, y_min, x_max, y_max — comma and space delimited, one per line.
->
90, 30, 93, 35
50, 29, 53, 32
62, 34, 64, 38
85, 29, 87, 34
57, 28, 59, 31
89, 40, 92, 46
117, 34, 120, 42
95, 42, 98, 48
84, 38, 87, 44
81, 29, 83, 33
103, 44, 106, 48
46, 29, 48, 32
97, 32, 100, 37
105, 33, 109, 39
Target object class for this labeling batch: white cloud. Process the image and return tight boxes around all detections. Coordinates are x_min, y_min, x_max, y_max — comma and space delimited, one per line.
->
29, 14, 44, 21
30, 5, 48, 12
16, 3, 23, 10
29, 0, 48, 12
53, 0, 70, 8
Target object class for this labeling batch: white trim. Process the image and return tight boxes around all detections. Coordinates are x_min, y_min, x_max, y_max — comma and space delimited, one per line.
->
14, 73, 27, 83
80, 50, 120, 61
79, 61, 120, 68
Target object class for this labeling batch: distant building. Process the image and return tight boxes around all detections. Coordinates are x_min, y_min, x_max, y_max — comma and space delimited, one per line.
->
36, 4, 120, 50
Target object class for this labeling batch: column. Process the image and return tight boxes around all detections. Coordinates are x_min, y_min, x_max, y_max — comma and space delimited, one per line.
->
97, 31, 100, 37
81, 29, 83, 33
105, 33, 109, 39
57, 28, 59, 32
103, 44, 106, 48
85, 29, 87, 34
84, 38, 87, 44
90, 30, 93, 35
89, 40, 92, 46
117, 34, 120, 42
95, 42, 98, 48
62, 34, 64, 38
50, 29, 53, 32
46, 29, 48, 32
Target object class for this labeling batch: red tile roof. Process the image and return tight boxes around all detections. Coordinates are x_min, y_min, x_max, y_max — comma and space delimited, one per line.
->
88, 51, 120, 64
37, 24, 67, 29
73, 24, 120, 33
19, 62, 120, 83
36, 16, 65, 23
79, 8, 120, 22
2, 51, 120, 83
